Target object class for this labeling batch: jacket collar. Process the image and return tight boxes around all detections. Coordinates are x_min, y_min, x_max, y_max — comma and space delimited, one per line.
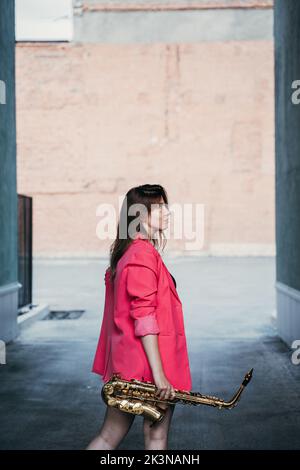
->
161, 260, 182, 305
132, 231, 149, 241
132, 233, 182, 304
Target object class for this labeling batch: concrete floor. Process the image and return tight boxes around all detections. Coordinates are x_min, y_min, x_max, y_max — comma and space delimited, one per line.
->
0, 256, 299, 450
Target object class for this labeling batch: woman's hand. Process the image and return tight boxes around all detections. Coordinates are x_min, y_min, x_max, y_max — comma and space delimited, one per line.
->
139, 334, 176, 403
153, 370, 176, 402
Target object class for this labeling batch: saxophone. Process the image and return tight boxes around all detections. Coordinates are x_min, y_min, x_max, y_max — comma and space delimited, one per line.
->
101, 368, 254, 427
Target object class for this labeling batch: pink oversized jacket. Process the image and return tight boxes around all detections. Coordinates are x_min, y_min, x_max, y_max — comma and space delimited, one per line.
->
92, 234, 192, 391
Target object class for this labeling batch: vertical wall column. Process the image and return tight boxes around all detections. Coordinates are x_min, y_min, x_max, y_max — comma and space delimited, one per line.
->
274, 0, 300, 345
0, 0, 19, 342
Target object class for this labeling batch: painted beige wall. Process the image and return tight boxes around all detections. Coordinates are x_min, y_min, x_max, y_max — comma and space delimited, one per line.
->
16, 40, 274, 257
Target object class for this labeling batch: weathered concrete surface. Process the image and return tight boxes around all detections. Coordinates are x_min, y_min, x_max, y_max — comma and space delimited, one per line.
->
74, 8, 273, 43
0, 256, 299, 450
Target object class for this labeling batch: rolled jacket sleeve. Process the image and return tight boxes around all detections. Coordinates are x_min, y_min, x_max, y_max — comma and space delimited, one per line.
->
126, 251, 160, 337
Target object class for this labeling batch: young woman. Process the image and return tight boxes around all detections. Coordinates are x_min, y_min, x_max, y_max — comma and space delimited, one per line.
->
86, 184, 192, 450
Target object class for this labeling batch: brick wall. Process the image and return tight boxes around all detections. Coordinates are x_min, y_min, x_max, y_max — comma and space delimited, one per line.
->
16, 39, 274, 256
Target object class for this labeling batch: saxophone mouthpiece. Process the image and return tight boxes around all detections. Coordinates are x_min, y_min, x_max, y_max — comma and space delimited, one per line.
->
242, 368, 254, 387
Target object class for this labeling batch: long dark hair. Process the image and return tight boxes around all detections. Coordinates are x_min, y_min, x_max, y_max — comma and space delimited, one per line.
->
109, 184, 169, 281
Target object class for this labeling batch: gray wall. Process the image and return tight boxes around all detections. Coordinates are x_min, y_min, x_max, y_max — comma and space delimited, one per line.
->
275, 0, 300, 344
0, 0, 19, 342
74, 3, 273, 43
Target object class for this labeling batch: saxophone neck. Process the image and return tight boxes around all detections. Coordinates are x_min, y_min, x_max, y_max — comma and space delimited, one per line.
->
172, 368, 254, 409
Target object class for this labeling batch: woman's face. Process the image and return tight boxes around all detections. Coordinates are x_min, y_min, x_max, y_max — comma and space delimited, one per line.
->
148, 197, 170, 233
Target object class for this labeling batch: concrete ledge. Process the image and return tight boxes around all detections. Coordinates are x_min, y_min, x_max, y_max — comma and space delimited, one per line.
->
0, 282, 21, 343
17, 304, 50, 331
276, 281, 300, 347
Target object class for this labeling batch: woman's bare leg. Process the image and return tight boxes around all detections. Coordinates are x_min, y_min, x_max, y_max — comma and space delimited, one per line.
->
86, 405, 135, 450
143, 403, 176, 450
